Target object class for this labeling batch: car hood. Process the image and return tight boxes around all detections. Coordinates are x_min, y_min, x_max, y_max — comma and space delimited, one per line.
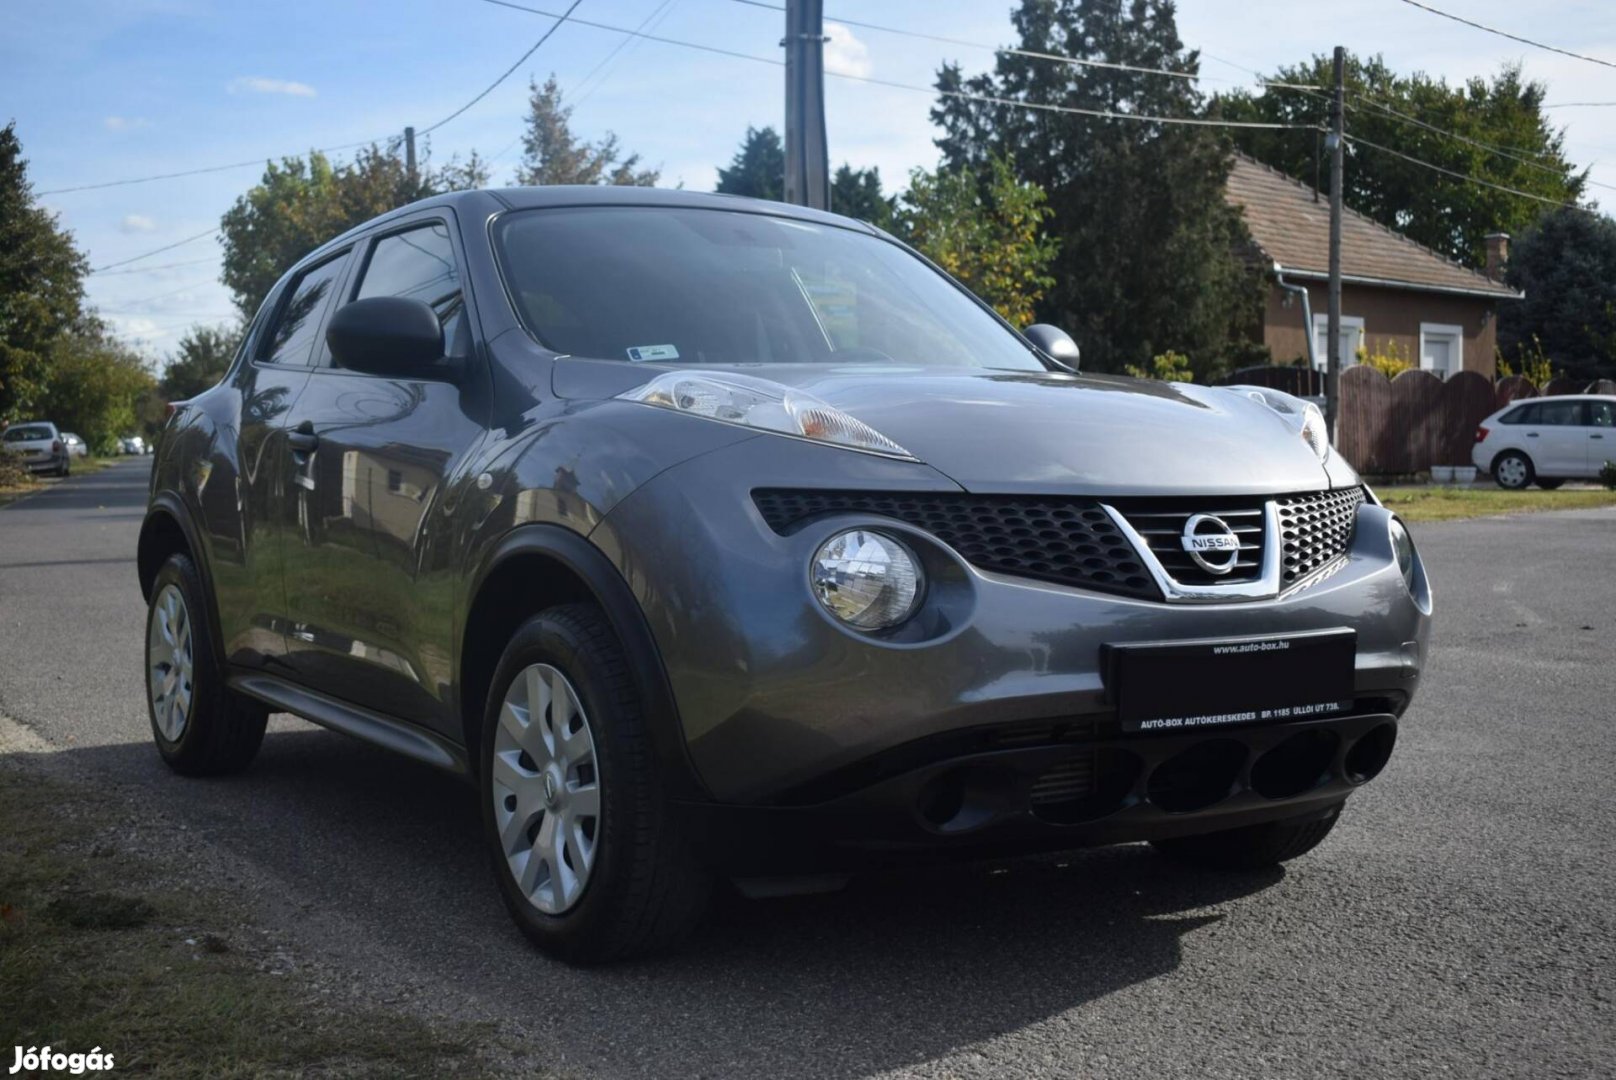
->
552, 361, 1337, 497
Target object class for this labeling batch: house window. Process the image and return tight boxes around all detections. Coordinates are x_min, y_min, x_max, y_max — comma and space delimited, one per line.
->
1311, 315, 1364, 371
1419, 323, 1463, 377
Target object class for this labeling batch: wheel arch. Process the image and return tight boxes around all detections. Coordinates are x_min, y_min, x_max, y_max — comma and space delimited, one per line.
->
138, 494, 230, 670
458, 524, 709, 801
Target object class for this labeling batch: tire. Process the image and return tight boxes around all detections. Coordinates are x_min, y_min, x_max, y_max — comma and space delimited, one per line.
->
1535, 478, 1564, 490
1151, 803, 1343, 871
480, 603, 709, 964
145, 553, 267, 776
1492, 450, 1534, 490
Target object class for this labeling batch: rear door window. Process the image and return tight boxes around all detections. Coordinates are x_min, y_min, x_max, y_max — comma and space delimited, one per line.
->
260, 253, 349, 367
1537, 400, 1585, 426
1586, 401, 1614, 428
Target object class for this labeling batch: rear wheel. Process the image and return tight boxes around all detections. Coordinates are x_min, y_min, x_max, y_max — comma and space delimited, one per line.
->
146, 553, 267, 775
481, 604, 708, 964
1493, 450, 1533, 490
1151, 803, 1343, 870
1535, 478, 1564, 490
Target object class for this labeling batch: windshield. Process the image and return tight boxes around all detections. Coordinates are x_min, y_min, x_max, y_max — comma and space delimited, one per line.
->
4, 425, 52, 442
492, 206, 1046, 372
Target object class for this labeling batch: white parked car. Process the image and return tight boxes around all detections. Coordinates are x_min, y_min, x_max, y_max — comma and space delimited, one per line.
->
119, 435, 148, 455
1473, 394, 1616, 489
61, 432, 89, 459
2, 421, 71, 477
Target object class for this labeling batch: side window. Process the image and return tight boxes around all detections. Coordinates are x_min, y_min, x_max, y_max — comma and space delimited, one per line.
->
261, 254, 348, 367
1590, 401, 1615, 428
355, 222, 467, 357
1538, 401, 1584, 426
1501, 403, 1538, 425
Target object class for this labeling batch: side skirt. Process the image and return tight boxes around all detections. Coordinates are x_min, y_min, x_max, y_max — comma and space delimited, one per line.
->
229, 673, 470, 778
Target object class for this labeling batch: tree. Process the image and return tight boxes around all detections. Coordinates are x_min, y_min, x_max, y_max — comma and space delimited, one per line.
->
0, 122, 89, 424
517, 76, 658, 187
930, 0, 1263, 379
220, 144, 487, 320
831, 165, 895, 228
37, 318, 156, 453
1498, 208, 1616, 381
162, 323, 243, 401
897, 156, 1058, 327
1219, 57, 1586, 268
715, 126, 784, 200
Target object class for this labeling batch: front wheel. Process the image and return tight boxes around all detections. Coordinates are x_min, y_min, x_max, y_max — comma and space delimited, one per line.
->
146, 553, 267, 775
1493, 451, 1534, 490
1151, 804, 1343, 871
480, 604, 708, 964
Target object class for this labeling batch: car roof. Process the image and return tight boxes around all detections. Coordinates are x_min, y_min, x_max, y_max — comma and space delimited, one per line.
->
304, 187, 879, 265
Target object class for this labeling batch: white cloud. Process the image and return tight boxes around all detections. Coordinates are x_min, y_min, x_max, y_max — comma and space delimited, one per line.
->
103, 115, 149, 131
120, 214, 157, 233
228, 76, 316, 98
823, 23, 871, 79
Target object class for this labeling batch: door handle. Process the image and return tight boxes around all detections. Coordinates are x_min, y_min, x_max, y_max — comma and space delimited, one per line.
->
1526, 432, 1539, 438
287, 428, 319, 453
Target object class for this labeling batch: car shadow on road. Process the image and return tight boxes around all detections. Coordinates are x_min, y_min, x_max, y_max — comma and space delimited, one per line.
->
27, 725, 1286, 1078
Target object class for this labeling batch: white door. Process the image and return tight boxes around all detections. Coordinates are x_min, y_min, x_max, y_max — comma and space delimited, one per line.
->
1529, 399, 1587, 476
1419, 323, 1463, 378
1583, 400, 1614, 477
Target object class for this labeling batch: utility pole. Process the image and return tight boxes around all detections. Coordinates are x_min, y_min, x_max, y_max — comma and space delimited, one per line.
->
404, 126, 418, 188
782, 0, 829, 209
1325, 46, 1345, 438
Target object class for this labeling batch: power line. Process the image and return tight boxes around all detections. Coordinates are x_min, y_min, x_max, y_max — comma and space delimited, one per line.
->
91, 228, 220, 273
1544, 102, 1616, 108
1347, 134, 1596, 212
419, 0, 586, 135
91, 256, 220, 277
1395, 0, 1616, 72
480, 0, 1312, 130
37, 137, 384, 197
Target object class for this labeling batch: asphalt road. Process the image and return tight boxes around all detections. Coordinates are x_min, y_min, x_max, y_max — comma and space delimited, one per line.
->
2, 458, 1613, 1079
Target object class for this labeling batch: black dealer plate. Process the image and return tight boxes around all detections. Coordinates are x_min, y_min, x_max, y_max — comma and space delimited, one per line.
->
1106, 629, 1356, 733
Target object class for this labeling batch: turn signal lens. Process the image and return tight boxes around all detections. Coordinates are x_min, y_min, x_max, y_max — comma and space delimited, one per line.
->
810, 529, 923, 630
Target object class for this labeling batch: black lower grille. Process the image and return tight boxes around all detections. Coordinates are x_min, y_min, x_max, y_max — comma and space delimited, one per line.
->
1276, 487, 1366, 585
751, 489, 1158, 600
1028, 753, 1098, 806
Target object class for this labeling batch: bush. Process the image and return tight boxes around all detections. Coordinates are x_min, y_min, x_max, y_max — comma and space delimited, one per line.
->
0, 452, 34, 489
1125, 351, 1195, 382
1601, 461, 1616, 491
1358, 340, 1413, 379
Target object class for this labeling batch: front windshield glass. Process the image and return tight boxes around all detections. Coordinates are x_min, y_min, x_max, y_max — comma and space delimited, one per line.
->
4, 426, 51, 442
492, 206, 1045, 372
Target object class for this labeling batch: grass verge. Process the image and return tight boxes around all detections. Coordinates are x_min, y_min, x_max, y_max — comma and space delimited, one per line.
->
1378, 486, 1616, 522
0, 456, 119, 507
0, 759, 500, 1078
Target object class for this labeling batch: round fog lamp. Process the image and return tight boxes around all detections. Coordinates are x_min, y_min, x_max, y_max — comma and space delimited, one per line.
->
1388, 517, 1416, 590
811, 530, 923, 630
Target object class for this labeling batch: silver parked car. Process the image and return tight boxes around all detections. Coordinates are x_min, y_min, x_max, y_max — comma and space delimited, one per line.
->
141, 188, 1433, 962
61, 432, 89, 459
3, 421, 70, 476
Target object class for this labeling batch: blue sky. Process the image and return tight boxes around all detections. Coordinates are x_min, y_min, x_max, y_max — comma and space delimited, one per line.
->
5, 0, 1614, 365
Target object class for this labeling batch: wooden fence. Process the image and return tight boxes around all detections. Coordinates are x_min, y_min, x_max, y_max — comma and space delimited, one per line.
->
1221, 366, 1616, 475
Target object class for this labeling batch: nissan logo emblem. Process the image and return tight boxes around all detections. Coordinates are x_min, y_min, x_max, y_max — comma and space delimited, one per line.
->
1181, 513, 1242, 575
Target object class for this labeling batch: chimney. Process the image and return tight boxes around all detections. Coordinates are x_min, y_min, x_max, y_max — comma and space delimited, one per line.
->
1485, 232, 1511, 281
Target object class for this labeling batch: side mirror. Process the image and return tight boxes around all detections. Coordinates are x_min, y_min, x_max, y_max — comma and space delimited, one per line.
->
326, 297, 448, 379
1024, 324, 1080, 370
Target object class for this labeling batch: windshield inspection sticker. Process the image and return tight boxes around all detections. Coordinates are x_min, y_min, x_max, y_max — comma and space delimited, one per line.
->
627, 344, 679, 362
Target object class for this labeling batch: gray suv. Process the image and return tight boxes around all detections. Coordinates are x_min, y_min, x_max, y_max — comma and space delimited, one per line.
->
139, 188, 1432, 962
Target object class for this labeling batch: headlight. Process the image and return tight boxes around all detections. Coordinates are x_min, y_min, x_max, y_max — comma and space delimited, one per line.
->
811, 529, 923, 630
1388, 517, 1416, 590
621, 371, 915, 460
1233, 385, 1332, 461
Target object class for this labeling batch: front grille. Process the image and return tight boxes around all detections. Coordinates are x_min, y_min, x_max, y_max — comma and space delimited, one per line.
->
1276, 487, 1366, 585
1109, 498, 1267, 586
752, 490, 1158, 601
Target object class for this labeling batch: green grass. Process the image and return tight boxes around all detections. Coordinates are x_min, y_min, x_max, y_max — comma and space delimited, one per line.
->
0, 764, 508, 1079
1378, 486, 1616, 522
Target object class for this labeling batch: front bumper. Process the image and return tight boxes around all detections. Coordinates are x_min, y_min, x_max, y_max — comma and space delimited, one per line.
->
597, 437, 1432, 809
678, 709, 1399, 875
